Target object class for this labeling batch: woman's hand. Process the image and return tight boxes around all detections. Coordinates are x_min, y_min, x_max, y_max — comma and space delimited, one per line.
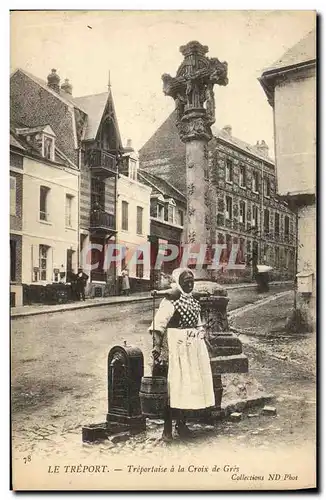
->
152, 345, 161, 361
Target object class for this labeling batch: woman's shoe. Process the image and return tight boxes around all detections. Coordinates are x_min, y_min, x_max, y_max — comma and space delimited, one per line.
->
175, 422, 192, 438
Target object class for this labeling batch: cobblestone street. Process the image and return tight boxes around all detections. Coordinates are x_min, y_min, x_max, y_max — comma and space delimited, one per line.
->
11, 283, 315, 475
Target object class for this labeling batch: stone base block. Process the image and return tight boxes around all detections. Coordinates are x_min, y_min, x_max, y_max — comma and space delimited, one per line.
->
82, 417, 145, 443
220, 372, 273, 415
106, 413, 146, 432
210, 354, 249, 374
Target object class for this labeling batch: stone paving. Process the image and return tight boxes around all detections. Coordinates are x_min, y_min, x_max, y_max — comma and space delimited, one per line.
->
11, 284, 315, 470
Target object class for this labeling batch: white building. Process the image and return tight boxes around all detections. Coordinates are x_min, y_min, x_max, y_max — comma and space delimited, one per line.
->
116, 145, 152, 290
259, 28, 316, 329
11, 124, 79, 296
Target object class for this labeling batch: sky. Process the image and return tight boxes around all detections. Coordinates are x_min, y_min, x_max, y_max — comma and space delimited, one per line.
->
10, 10, 315, 154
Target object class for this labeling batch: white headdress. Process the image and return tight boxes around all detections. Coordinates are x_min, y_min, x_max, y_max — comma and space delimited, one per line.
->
171, 267, 194, 296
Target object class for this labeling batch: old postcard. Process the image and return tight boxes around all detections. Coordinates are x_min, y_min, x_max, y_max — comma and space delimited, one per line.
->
10, 10, 316, 491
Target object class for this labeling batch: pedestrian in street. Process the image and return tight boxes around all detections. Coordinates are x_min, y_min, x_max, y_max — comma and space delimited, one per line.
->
121, 268, 130, 296
149, 267, 215, 442
76, 268, 88, 301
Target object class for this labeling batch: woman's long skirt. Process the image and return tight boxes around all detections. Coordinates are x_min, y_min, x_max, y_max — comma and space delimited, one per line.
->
167, 328, 215, 410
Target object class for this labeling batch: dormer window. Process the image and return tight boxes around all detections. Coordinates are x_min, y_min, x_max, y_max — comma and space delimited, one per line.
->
43, 134, 55, 161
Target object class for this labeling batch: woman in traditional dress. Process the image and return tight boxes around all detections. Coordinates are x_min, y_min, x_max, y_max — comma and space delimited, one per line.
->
149, 267, 215, 441
121, 268, 130, 296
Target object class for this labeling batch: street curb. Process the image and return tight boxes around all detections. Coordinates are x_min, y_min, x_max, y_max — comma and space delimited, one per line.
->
11, 281, 293, 319
10, 296, 152, 319
228, 290, 292, 319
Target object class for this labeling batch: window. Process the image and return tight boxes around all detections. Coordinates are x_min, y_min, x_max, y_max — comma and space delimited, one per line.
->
40, 186, 50, 221
39, 245, 49, 281
10, 176, 16, 216
264, 178, 271, 197
177, 209, 184, 226
10, 240, 16, 282
43, 135, 54, 160
225, 196, 232, 220
121, 201, 129, 231
167, 200, 176, 224
164, 205, 169, 222
128, 159, 138, 181
275, 247, 280, 268
252, 205, 258, 228
136, 206, 143, 234
136, 263, 144, 279
225, 160, 233, 182
252, 171, 259, 192
239, 201, 246, 224
65, 194, 73, 227
264, 209, 270, 235
275, 213, 280, 236
284, 216, 290, 240
239, 165, 246, 188
157, 203, 164, 220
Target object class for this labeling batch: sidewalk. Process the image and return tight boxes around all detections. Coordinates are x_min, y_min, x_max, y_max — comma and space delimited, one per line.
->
11, 281, 293, 319
229, 291, 315, 376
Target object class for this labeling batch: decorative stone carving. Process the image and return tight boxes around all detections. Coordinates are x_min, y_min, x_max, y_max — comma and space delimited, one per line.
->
188, 205, 196, 217
187, 182, 195, 196
188, 230, 197, 243
162, 40, 228, 143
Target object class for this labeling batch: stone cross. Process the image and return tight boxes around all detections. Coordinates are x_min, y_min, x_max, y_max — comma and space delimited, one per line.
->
162, 41, 228, 268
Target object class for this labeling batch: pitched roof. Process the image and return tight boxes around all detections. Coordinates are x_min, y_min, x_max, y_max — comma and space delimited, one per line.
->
262, 29, 316, 75
10, 133, 26, 151
213, 128, 274, 164
73, 92, 116, 142
11, 68, 87, 112
11, 68, 123, 148
138, 169, 186, 204
139, 110, 185, 160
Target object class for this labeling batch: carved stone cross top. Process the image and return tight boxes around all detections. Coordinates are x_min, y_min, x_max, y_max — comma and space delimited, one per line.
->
162, 41, 228, 142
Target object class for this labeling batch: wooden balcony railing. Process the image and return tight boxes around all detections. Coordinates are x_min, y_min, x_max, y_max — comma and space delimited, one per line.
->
87, 149, 117, 177
90, 209, 116, 232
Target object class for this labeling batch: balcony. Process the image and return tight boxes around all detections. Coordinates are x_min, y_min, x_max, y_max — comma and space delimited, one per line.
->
89, 209, 116, 234
87, 149, 117, 178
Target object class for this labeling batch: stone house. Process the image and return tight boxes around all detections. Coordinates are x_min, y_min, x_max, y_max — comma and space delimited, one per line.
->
259, 28, 316, 327
139, 112, 297, 282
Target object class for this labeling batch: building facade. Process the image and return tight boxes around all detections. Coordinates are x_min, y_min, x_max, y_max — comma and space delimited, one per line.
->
259, 28, 316, 327
10, 136, 24, 306
10, 124, 79, 305
139, 113, 296, 282
10, 68, 124, 297
115, 146, 152, 291
138, 169, 186, 283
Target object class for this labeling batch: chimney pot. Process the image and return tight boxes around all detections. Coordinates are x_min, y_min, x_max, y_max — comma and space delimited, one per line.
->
222, 125, 232, 136
255, 140, 269, 158
61, 78, 73, 95
47, 69, 60, 93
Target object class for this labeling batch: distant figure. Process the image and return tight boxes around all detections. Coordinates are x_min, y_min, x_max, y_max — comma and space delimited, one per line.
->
121, 268, 130, 296
76, 268, 88, 301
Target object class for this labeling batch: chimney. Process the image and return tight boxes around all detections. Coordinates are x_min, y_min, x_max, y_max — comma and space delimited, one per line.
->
255, 140, 269, 158
61, 78, 73, 95
124, 139, 134, 152
47, 69, 60, 93
221, 125, 232, 136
